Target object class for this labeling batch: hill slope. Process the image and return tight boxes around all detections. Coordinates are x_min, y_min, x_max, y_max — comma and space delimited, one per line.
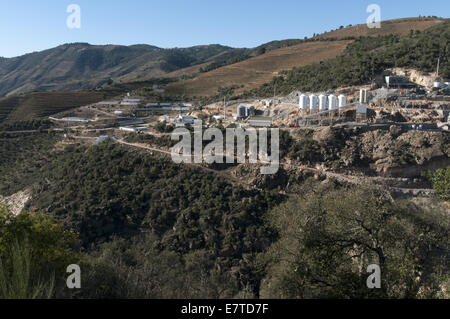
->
242, 18, 450, 98
0, 91, 108, 122
165, 17, 445, 98
0, 43, 241, 97
165, 40, 352, 97
316, 17, 444, 39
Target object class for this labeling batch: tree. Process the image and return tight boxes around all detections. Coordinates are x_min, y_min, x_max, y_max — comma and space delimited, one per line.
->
427, 166, 450, 201
260, 183, 449, 299
0, 206, 79, 299
0, 240, 55, 299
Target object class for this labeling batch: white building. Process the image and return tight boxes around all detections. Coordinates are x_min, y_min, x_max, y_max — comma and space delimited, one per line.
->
248, 116, 272, 127
119, 127, 146, 133
175, 115, 197, 126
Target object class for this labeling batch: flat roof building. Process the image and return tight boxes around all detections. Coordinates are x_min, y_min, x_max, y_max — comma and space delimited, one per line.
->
98, 101, 120, 105
248, 116, 272, 127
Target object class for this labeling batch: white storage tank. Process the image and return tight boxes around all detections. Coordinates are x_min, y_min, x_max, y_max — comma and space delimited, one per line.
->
338, 95, 347, 109
299, 94, 308, 111
359, 89, 368, 103
328, 95, 337, 110
309, 94, 318, 112
319, 94, 327, 111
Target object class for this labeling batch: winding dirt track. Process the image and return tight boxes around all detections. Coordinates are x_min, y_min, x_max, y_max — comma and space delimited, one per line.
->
114, 138, 435, 195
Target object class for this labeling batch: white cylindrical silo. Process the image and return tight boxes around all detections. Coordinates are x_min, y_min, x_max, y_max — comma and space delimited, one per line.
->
319, 94, 327, 111
328, 95, 337, 110
299, 94, 308, 111
359, 89, 367, 103
309, 94, 318, 112
338, 95, 347, 109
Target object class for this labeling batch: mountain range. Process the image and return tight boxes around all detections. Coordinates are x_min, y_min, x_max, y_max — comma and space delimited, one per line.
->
0, 43, 252, 96
0, 17, 445, 103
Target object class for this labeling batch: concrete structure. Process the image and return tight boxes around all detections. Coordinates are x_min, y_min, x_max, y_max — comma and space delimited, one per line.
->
123, 98, 141, 103
175, 115, 197, 126
121, 98, 141, 106
121, 101, 140, 106
356, 104, 368, 114
360, 89, 368, 103
237, 105, 246, 118
237, 104, 255, 118
328, 95, 337, 110
385, 76, 415, 89
248, 116, 272, 127
119, 127, 146, 133
309, 95, 318, 113
319, 94, 327, 111
53, 117, 91, 122
299, 94, 308, 111
338, 95, 347, 110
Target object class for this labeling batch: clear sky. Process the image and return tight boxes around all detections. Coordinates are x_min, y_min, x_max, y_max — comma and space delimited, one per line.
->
0, 0, 448, 58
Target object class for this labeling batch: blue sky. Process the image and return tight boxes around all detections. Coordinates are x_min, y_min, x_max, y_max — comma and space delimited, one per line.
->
0, 0, 448, 57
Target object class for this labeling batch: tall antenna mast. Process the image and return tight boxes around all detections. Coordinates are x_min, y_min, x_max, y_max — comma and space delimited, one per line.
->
223, 96, 226, 119
273, 82, 276, 107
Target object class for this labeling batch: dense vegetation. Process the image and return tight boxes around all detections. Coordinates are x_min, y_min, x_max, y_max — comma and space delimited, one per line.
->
23, 142, 282, 297
0, 129, 448, 299
260, 183, 449, 298
0, 206, 78, 298
0, 119, 53, 132
427, 166, 450, 201
241, 21, 449, 98
0, 132, 60, 196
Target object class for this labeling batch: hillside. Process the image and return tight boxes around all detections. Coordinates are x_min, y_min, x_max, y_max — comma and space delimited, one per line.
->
0, 16, 446, 123
1, 17, 443, 100
166, 40, 352, 97
0, 91, 109, 122
243, 19, 450, 98
165, 17, 445, 98
316, 17, 444, 39
0, 43, 241, 97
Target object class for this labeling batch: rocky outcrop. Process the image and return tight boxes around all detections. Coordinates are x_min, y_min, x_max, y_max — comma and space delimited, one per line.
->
0, 188, 31, 215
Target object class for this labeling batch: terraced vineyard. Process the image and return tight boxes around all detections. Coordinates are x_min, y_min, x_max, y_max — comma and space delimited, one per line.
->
166, 40, 352, 97
165, 17, 445, 98
0, 91, 108, 122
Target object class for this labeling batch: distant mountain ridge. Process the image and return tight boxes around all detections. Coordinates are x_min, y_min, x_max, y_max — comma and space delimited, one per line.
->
0, 43, 241, 96
0, 17, 445, 98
